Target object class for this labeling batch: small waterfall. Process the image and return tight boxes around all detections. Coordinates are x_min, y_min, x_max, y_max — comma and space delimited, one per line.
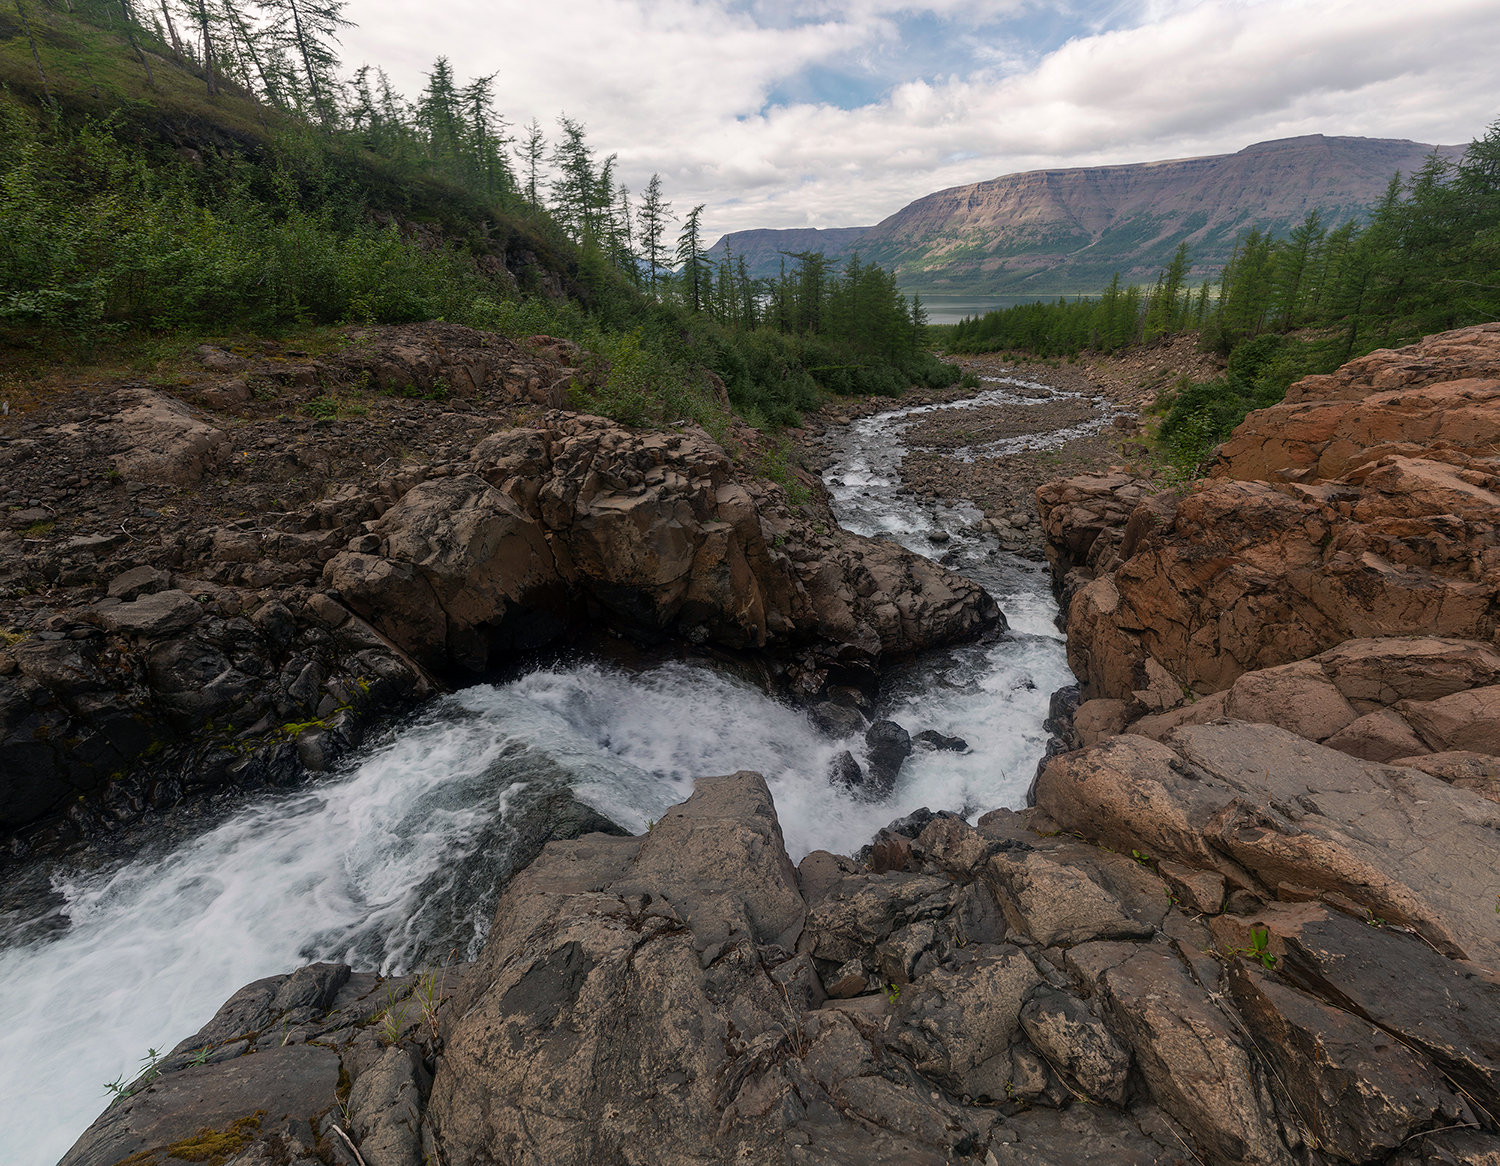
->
1, 383, 1083, 1164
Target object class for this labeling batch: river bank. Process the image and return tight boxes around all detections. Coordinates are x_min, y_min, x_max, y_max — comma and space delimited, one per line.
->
2, 340, 1080, 1164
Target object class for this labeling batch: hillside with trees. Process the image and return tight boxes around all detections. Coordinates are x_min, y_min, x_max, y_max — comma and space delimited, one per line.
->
0, 0, 957, 433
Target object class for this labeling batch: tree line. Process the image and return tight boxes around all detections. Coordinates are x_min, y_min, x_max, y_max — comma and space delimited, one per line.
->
2, 0, 959, 431
945, 121, 1499, 472
948, 121, 1499, 367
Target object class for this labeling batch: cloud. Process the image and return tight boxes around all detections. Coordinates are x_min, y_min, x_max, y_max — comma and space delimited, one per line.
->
338, 0, 1499, 240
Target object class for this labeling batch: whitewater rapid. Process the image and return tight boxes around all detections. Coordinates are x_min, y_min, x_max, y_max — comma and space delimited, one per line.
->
0, 376, 1079, 1165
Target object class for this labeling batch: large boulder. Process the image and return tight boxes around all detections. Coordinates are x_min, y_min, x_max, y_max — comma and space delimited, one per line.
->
1033, 722, 1500, 970
428, 772, 990, 1165
327, 413, 1001, 674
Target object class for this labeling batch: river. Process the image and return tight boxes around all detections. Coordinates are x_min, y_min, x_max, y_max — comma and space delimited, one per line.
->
0, 375, 1092, 1165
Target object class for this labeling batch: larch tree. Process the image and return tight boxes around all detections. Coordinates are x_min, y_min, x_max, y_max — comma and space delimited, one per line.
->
637, 173, 672, 297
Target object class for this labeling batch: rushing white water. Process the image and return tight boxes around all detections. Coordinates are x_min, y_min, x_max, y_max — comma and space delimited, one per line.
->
1, 387, 1084, 1166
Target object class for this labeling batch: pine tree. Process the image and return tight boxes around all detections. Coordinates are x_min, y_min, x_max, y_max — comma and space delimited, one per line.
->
1270, 211, 1325, 330
549, 116, 596, 243
675, 204, 708, 313
637, 173, 672, 297
256, 0, 351, 127
515, 119, 546, 216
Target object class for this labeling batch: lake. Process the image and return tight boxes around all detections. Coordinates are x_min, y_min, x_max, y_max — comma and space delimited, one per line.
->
911, 293, 1096, 324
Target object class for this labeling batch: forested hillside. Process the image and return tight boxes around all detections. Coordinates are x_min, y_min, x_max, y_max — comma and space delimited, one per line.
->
0, 0, 958, 431
946, 123, 1500, 471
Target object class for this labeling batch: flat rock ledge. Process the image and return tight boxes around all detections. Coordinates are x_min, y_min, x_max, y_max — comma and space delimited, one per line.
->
62, 760, 1500, 1166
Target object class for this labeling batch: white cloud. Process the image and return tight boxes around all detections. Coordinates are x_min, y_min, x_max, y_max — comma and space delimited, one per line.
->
339, 0, 1500, 240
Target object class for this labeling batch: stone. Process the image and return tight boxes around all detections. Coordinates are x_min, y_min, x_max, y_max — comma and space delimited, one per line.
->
428, 772, 982, 1166
1275, 909, 1500, 1121
1391, 750, 1500, 801
912, 729, 968, 752
110, 387, 227, 485
347, 1046, 423, 1166
826, 749, 864, 790
59, 1045, 340, 1166
1399, 684, 1500, 754
888, 945, 1043, 1098
1099, 945, 1290, 1166
1222, 658, 1359, 742
1035, 722, 1500, 970
798, 870, 955, 972
863, 720, 913, 795
327, 414, 1001, 673
984, 844, 1158, 947
1387, 1129, 1500, 1166
1072, 698, 1126, 745
1321, 707, 1430, 762
107, 565, 172, 601
613, 771, 805, 954
1316, 637, 1500, 704
988, 1106, 1172, 1166
99, 589, 205, 637
1018, 989, 1133, 1105
809, 700, 866, 737
1226, 960, 1469, 1161
822, 957, 867, 999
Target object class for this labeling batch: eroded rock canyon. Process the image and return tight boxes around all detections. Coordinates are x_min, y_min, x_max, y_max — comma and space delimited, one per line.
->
43, 323, 1500, 1165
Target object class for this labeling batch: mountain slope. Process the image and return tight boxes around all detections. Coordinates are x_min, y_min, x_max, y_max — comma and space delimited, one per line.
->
709, 135, 1463, 295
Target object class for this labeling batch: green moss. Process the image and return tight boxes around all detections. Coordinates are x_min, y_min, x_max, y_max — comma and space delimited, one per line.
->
111, 1111, 265, 1166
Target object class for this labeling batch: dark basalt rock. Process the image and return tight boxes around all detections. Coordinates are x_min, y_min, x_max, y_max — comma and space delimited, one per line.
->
864, 719, 913, 795
914, 729, 969, 752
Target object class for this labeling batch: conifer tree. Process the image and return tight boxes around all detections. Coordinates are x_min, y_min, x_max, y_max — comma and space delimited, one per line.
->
637, 173, 672, 296
675, 204, 708, 313
515, 119, 546, 216
256, 0, 350, 127
549, 116, 596, 243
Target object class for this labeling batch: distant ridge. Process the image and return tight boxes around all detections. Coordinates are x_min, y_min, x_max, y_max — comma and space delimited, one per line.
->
707, 134, 1464, 296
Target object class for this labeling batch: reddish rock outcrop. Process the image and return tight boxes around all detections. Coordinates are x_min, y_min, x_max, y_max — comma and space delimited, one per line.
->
1038, 323, 1500, 793
1040, 326, 1500, 712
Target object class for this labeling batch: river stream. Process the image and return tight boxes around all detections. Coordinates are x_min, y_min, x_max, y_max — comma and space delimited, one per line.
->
0, 375, 1091, 1165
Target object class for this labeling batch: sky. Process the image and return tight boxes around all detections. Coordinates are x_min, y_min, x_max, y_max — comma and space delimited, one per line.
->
339, 0, 1500, 244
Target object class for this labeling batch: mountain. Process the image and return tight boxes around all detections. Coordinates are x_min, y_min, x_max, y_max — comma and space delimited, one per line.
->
707, 135, 1464, 296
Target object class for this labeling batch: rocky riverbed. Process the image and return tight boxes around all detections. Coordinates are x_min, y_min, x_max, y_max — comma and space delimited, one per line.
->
31, 324, 1500, 1166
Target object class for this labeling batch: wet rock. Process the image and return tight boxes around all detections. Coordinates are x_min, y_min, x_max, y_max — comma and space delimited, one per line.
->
913, 729, 967, 752
863, 719, 912, 794
272, 962, 351, 1013
809, 699, 866, 737
826, 749, 864, 790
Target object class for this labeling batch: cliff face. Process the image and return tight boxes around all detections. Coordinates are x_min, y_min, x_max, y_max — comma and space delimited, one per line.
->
710, 134, 1463, 294
1037, 322, 1500, 776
